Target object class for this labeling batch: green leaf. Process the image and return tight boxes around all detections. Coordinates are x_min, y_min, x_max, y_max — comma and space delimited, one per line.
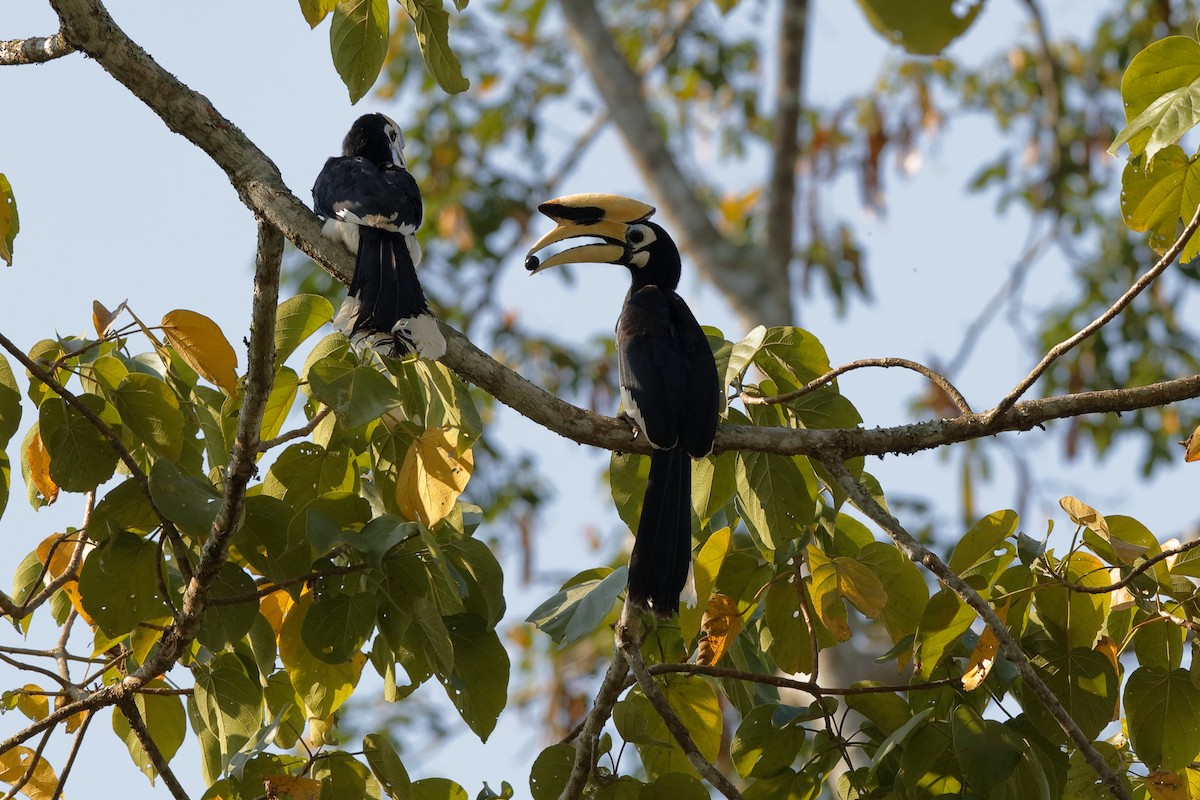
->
276, 294, 336, 364
730, 703, 807, 780
1118, 144, 1200, 262
112, 685, 187, 781
38, 395, 118, 492
300, 0, 339, 27
614, 676, 721, 780
262, 442, 355, 503
529, 743, 574, 800
951, 704, 1021, 790
259, 367, 299, 443
312, 751, 375, 800
845, 685, 911, 737
234, 494, 314, 586
526, 567, 626, 647
278, 592, 365, 719
0, 452, 9, 522
301, 591, 377, 664
363, 732, 413, 800
78, 531, 170, 637
443, 534, 506, 628
724, 325, 766, 388
89, 478, 158, 540
949, 509, 1018, 575
1023, 645, 1119, 743
856, 542, 929, 660
148, 458, 222, 537
400, 0, 470, 94
734, 451, 817, 552
412, 778, 468, 800
0, 174, 18, 266
438, 614, 510, 742
855, 0, 983, 55
330, 0, 390, 104
609, 451, 649, 533
112, 372, 185, 461
691, 451, 736, 526
308, 359, 404, 429
753, 327, 832, 391
1125, 666, 1200, 771
1033, 551, 1109, 649
0, 352, 21, 447
761, 575, 813, 675
911, 588, 974, 680
197, 564, 258, 651
192, 654, 264, 771
1111, 36, 1200, 161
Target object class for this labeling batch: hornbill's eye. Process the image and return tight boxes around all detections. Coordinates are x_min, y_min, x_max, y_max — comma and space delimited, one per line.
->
628, 228, 645, 245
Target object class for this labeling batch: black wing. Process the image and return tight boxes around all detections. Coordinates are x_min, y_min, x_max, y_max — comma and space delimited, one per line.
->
617, 286, 687, 450
668, 294, 719, 457
312, 156, 422, 233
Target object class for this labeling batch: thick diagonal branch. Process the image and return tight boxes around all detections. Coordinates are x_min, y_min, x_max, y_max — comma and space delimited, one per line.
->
558, 0, 788, 327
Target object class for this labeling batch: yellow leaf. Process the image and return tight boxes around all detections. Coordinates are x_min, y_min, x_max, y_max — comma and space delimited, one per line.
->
92, 299, 127, 337
1146, 770, 1189, 800
681, 527, 731, 642
697, 594, 742, 666
53, 696, 86, 734
396, 426, 474, 528
0, 746, 59, 800
1095, 636, 1122, 721
962, 599, 1010, 691
260, 589, 295, 641
264, 774, 322, 800
36, 533, 74, 577
808, 546, 851, 642
15, 686, 48, 722
832, 556, 887, 619
161, 309, 239, 393
25, 430, 57, 505
1184, 423, 1200, 462
1059, 495, 1109, 538
0, 174, 18, 267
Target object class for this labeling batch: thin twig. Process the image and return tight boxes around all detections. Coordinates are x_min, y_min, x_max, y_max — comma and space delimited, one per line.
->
207, 563, 370, 606
50, 710, 93, 800
1055, 535, 1200, 594
116, 697, 191, 800
559, 646, 630, 799
821, 457, 1131, 800
741, 356, 971, 415
258, 404, 331, 451
0, 722, 55, 800
647, 663, 956, 695
988, 202, 1200, 422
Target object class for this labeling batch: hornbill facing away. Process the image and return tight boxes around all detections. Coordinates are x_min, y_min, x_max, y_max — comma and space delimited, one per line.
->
312, 113, 446, 360
526, 194, 720, 615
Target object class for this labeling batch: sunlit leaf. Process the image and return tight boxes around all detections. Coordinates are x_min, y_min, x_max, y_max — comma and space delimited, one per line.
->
400, 0, 470, 94
912, 588, 974, 680
112, 686, 187, 782
855, 0, 982, 55
0, 746, 57, 800
730, 703, 806, 780
23, 427, 57, 505
161, 309, 239, 393
696, 593, 741, 666
436, 615, 509, 742
92, 299, 127, 337
0, 174, 18, 267
1111, 36, 1200, 161
1118, 144, 1200, 263
363, 732, 414, 800
962, 598, 1009, 691
299, 0, 339, 28
275, 294, 335, 364
1126, 666, 1200, 771
38, 395, 118, 493
112, 372, 185, 461
396, 426, 473, 527
680, 527, 730, 641
278, 592, 366, 719
0, 352, 23, 447
330, 0, 390, 104
525, 567, 626, 647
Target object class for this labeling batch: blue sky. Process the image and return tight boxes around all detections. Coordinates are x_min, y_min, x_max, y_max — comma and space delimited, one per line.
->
2, 0, 1196, 796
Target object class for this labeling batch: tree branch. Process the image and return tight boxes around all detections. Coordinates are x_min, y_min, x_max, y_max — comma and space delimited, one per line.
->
557, 0, 788, 327
988, 202, 1200, 421
820, 458, 1131, 800
741, 356, 971, 415
49, 709, 91, 800
0, 33, 74, 65
765, 0, 808, 299
0, 723, 55, 800
116, 697, 190, 800
559, 648, 630, 800
258, 404, 331, 452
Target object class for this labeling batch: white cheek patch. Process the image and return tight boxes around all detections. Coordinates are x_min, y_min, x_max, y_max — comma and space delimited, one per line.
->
629, 251, 650, 269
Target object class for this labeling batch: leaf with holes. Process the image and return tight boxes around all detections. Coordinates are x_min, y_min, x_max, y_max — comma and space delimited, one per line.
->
396, 426, 473, 527
0, 174, 18, 266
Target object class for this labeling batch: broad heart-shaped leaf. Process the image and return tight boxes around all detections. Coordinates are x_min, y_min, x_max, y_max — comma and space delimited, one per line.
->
299, 0, 339, 28
731, 703, 807, 780
1022, 644, 1119, 744
735, 451, 817, 552
807, 544, 886, 643
396, 426, 473, 528
161, 309, 238, 393
38, 394, 118, 493
0, 173, 18, 266
308, 358, 403, 429
197, 564, 258, 652
761, 574, 813, 675
1119, 144, 1200, 263
529, 743, 574, 800
610, 451, 650, 533
1111, 36, 1200, 161
301, 590, 377, 664
1033, 551, 1109, 650
262, 442, 355, 504
949, 509, 1018, 576
400, 0, 470, 94
950, 704, 1022, 790
311, 751, 375, 800
911, 588, 975, 680
111, 372, 185, 461
613, 676, 721, 780
525, 567, 626, 647
0, 352, 21, 447
857, 542, 929, 665
191, 653, 264, 772
363, 732, 413, 800
278, 592, 366, 719
78, 531, 171, 638
89, 477, 157, 539
275, 294, 335, 364
149, 458, 222, 537
1126, 666, 1200, 771
112, 683, 187, 781
436, 614, 509, 742
0, 747, 57, 800
855, 0, 982, 55
330, 0, 390, 104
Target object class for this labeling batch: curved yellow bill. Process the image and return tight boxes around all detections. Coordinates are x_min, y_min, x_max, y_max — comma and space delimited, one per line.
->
527, 242, 625, 273
527, 219, 631, 255
526, 194, 657, 274
537, 193, 655, 224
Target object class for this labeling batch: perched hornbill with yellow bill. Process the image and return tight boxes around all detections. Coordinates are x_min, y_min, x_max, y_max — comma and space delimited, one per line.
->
526, 194, 720, 615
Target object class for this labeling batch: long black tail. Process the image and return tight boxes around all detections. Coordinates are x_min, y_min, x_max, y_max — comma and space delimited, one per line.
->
627, 445, 692, 615
341, 226, 430, 353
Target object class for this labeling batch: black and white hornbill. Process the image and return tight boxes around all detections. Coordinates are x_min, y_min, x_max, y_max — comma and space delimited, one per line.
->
312, 113, 446, 360
526, 194, 720, 615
